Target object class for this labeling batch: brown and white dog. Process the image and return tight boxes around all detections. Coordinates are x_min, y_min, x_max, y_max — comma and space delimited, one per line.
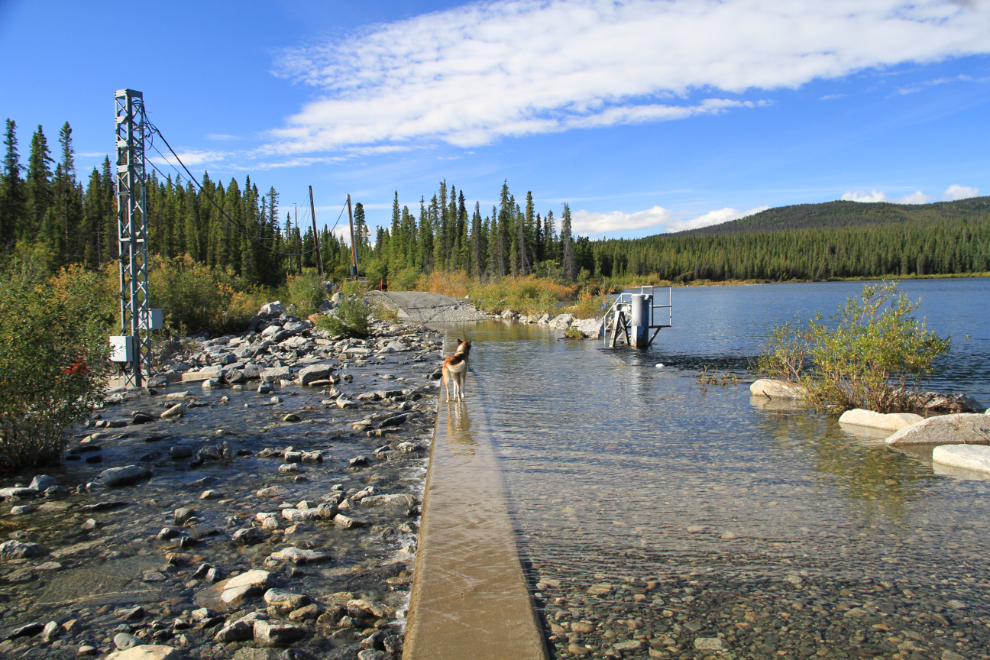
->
442, 339, 471, 402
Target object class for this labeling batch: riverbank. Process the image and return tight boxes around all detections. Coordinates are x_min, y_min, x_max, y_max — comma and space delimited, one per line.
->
0, 308, 447, 659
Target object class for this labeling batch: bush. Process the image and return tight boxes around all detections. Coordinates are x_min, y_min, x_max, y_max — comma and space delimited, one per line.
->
317, 295, 372, 338
391, 267, 420, 291
757, 282, 951, 413
149, 255, 268, 336
0, 260, 112, 468
284, 270, 327, 316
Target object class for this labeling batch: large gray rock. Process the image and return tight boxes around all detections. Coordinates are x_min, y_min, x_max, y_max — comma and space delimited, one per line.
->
0, 540, 44, 560
253, 619, 306, 646
573, 317, 604, 339
297, 364, 331, 386
261, 366, 292, 382
932, 445, 990, 474
259, 301, 286, 316
99, 465, 151, 487
838, 409, 922, 432
886, 413, 990, 446
750, 379, 807, 400
29, 475, 57, 491
0, 486, 38, 499
548, 313, 576, 330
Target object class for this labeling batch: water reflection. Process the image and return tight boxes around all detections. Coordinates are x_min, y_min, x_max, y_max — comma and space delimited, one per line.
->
443, 401, 475, 456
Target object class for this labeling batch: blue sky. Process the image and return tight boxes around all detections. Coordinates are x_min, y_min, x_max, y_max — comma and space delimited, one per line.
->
1, 0, 988, 239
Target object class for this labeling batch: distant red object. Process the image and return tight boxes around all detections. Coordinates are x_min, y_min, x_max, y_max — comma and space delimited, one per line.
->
62, 358, 89, 377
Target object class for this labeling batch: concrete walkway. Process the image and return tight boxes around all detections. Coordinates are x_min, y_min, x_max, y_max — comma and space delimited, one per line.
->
403, 343, 547, 660
376, 291, 491, 323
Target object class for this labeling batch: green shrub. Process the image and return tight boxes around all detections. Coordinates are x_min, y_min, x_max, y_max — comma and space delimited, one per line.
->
149, 255, 268, 336
317, 295, 372, 338
284, 270, 327, 316
391, 267, 420, 291
758, 282, 950, 413
0, 260, 112, 468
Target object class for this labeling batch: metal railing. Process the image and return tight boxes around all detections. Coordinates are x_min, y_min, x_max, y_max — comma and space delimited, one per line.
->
602, 285, 672, 348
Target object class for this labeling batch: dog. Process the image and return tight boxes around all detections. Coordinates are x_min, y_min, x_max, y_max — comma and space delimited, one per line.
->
441, 339, 471, 402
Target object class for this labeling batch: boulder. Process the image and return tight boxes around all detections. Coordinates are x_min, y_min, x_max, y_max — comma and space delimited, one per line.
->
259, 301, 286, 316
269, 546, 332, 565
297, 364, 331, 386
253, 620, 306, 646
0, 540, 43, 560
838, 409, 923, 432
261, 366, 292, 382
161, 404, 187, 419
548, 313, 576, 330
886, 413, 990, 446
573, 317, 604, 339
224, 569, 273, 591
99, 465, 151, 487
29, 475, 57, 491
750, 379, 807, 400
932, 445, 990, 474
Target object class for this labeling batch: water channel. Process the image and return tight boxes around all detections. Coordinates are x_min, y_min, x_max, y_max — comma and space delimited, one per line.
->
443, 279, 990, 660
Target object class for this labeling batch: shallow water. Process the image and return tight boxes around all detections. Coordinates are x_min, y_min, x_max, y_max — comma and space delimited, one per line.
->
453, 279, 990, 659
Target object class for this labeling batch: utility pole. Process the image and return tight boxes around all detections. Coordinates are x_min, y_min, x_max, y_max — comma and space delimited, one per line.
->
309, 186, 325, 281
347, 194, 358, 277
112, 89, 153, 387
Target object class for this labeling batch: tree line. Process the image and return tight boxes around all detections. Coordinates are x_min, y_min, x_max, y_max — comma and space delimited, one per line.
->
3, 117, 988, 288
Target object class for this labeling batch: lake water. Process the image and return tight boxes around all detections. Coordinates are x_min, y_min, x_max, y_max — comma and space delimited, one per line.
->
448, 278, 990, 660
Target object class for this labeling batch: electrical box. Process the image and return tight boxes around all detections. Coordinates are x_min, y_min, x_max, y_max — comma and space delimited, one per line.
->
140, 308, 163, 331
109, 336, 134, 362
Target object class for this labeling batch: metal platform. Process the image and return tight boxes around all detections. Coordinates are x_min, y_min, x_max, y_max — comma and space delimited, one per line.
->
602, 285, 672, 348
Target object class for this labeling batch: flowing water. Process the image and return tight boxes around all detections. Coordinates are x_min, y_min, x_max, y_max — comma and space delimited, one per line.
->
450, 279, 990, 660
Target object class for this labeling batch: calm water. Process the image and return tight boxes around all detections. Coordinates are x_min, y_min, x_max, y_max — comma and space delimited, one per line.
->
450, 278, 990, 659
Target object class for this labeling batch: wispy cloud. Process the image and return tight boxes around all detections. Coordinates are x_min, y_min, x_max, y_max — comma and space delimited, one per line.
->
942, 184, 981, 200
893, 72, 989, 95
672, 205, 771, 232
150, 150, 228, 168
841, 189, 932, 204
206, 134, 242, 142
266, 0, 990, 154
819, 94, 847, 100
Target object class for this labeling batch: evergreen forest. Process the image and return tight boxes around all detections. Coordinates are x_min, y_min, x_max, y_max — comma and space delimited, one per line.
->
2, 118, 989, 289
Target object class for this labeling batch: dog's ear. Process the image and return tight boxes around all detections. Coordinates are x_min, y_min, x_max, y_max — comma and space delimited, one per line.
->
456, 338, 462, 344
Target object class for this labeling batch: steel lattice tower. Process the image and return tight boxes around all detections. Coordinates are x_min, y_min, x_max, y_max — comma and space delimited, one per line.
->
114, 89, 150, 387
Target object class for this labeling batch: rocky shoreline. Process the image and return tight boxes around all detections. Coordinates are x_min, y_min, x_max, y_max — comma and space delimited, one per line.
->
0, 301, 450, 660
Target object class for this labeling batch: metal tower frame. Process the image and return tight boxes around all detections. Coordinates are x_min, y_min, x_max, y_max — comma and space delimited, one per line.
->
114, 89, 150, 387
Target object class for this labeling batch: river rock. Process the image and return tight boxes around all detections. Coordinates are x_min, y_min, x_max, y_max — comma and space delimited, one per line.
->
361, 494, 415, 508
281, 508, 321, 522
262, 366, 292, 382
269, 547, 332, 564
41, 620, 61, 642
259, 301, 286, 316
694, 637, 729, 651
104, 645, 184, 660
932, 445, 990, 474
161, 404, 187, 419
99, 465, 151, 486
548, 313, 576, 330
336, 397, 361, 409
297, 364, 331, 386
232, 528, 267, 545
750, 379, 807, 399
253, 620, 306, 646
838, 409, 923, 431
114, 632, 143, 649
0, 486, 38, 499
264, 589, 311, 612
886, 413, 990, 446
573, 317, 604, 338
29, 475, 58, 491
215, 612, 267, 643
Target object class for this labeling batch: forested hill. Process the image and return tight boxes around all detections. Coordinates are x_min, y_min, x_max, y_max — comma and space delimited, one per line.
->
674, 196, 990, 237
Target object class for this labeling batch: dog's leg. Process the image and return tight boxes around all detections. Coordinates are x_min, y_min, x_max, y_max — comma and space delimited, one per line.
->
442, 363, 451, 402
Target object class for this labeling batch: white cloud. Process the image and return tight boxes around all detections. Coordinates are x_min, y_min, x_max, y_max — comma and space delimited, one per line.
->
672, 205, 771, 232
943, 184, 981, 200
843, 189, 889, 202
572, 206, 672, 234
206, 134, 241, 142
842, 189, 932, 203
899, 190, 932, 204
150, 150, 227, 167
819, 94, 847, 100
571, 204, 769, 235
265, 0, 990, 153
77, 151, 108, 158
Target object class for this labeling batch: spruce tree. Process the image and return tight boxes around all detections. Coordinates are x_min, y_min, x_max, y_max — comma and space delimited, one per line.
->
25, 124, 53, 243
0, 119, 25, 250
561, 203, 575, 280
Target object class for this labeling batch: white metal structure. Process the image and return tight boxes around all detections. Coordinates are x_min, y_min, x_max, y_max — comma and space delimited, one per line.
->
602, 285, 672, 348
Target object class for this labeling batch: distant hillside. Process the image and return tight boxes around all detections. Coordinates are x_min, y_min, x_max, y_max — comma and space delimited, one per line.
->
673, 196, 990, 238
